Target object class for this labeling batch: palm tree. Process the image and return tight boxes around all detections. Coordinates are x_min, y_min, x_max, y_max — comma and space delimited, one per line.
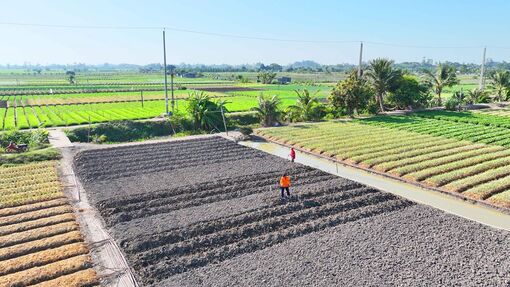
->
489, 70, 510, 102
467, 88, 488, 104
186, 91, 226, 131
365, 58, 401, 112
423, 64, 459, 106
251, 94, 281, 127
65, 71, 76, 84
286, 89, 321, 122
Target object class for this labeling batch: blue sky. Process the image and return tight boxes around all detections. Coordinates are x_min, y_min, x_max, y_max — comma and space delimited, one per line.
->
0, 0, 509, 65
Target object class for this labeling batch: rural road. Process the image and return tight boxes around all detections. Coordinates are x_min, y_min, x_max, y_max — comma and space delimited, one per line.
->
241, 139, 510, 232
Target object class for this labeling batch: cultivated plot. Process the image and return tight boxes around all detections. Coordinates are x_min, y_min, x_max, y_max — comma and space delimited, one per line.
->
0, 161, 98, 287
74, 136, 510, 286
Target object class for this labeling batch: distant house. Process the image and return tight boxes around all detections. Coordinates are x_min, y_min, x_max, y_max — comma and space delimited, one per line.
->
182, 72, 197, 78
277, 77, 291, 84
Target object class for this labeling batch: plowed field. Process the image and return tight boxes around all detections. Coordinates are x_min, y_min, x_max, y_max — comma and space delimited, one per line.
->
74, 136, 510, 286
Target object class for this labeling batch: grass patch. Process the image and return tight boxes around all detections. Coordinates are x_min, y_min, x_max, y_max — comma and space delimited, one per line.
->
0, 148, 60, 166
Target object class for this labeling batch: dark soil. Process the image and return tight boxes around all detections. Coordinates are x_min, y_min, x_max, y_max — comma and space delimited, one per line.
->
74, 136, 510, 286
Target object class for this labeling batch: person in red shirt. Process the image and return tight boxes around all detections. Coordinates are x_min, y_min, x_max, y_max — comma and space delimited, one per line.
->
279, 173, 291, 198
289, 148, 296, 162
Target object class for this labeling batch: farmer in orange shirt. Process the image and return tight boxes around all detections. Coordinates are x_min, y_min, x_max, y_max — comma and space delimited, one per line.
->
279, 173, 291, 198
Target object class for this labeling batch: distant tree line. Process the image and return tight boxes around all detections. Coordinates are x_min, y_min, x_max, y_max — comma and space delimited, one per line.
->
249, 58, 510, 126
6, 60, 510, 75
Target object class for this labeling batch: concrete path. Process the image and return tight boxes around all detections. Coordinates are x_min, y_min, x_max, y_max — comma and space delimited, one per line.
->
48, 129, 73, 148
241, 139, 510, 232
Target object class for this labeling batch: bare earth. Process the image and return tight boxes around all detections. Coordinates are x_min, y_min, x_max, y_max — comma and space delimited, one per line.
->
73, 136, 510, 286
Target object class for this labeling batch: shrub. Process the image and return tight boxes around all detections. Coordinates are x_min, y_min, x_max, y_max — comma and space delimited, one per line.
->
168, 112, 194, 133
66, 120, 174, 143
0, 129, 49, 149
239, 127, 253, 136
0, 148, 60, 165
226, 112, 259, 126
445, 96, 462, 111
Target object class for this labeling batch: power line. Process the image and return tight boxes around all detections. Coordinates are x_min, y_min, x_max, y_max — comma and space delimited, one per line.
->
364, 41, 483, 49
0, 22, 161, 30
0, 21, 509, 49
0, 21, 359, 43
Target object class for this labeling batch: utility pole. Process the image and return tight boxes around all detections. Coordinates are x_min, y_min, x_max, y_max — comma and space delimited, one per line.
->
220, 107, 228, 136
163, 29, 169, 115
358, 41, 363, 78
170, 70, 175, 113
479, 47, 486, 91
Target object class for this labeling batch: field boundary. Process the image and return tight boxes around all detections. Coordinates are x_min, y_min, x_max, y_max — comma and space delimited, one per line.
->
252, 132, 510, 216
58, 147, 139, 287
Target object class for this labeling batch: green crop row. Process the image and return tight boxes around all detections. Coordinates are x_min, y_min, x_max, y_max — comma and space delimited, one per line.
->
1, 101, 167, 130
358, 115, 510, 147
413, 110, 510, 129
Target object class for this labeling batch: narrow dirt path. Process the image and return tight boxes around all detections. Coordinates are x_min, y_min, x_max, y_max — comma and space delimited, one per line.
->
48, 129, 73, 148
240, 139, 510, 232
50, 132, 139, 287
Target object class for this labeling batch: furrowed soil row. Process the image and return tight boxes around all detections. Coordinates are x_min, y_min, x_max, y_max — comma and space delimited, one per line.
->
104, 173, 337, 225
136, 192, 398, 266
129, 186, 380, 258
100, 168, 325, 215
122, 182, 366, 253
99, 166, 314, 209
76, 142, 256, 170
74, 136, 227, 162
139, 198, 412, 283
76, 140, 247, 167
79, 149, 263, 181
76, 136, 225, 159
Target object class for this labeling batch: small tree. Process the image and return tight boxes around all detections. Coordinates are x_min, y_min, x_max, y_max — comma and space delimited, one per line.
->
445, 90, 466, 111
329, 71, 372, 116
66, 71, 76, 84
251, 94, 281, 127
489, 70, 510, 102
387, 75, 431, 109
423, 64, 459, 106
286, 89, 325, 122
257, 71, 277, 84
365, 58, 402, 112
